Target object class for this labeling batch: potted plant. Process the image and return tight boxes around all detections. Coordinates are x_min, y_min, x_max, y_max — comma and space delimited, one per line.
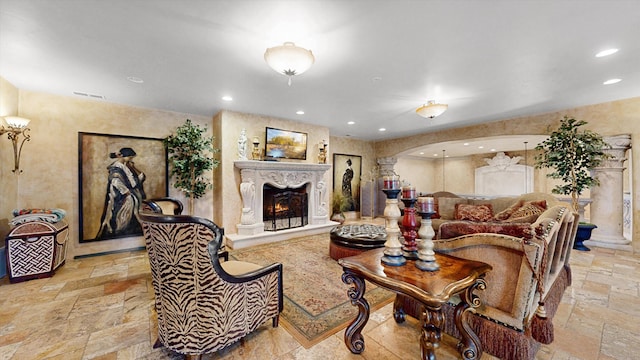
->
331, 192, 349, 224
164, 119, 220, 214
534, 116, 609, 251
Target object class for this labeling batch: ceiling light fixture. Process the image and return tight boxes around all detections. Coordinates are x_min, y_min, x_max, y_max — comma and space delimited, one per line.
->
296, 110, 304, 115
603, 78, 621, 85
264, 42, 315, 86
416, 100, 448, 118
222, 96, 233, 101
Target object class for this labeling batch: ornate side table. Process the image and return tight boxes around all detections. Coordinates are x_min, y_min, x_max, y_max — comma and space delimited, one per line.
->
339, 248, 491, 360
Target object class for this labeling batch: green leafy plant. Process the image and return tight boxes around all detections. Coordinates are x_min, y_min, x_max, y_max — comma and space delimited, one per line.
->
534, 116, 609, 212
164, 119, 220, 214
332, 192, 350, 215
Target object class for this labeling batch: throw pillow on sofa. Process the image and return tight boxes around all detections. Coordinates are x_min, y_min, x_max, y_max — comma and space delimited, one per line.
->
503, 200, 547, 223
454, 203, 494, 222
438, 197, 468, 220
494, 199, 525, 221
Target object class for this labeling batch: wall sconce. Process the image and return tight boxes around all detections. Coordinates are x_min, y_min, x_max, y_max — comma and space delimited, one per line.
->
251, 136, 262, 160
0, 116, 31, 173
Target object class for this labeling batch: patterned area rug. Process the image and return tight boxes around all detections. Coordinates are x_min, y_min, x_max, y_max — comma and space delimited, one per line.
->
229, 233, 394, 348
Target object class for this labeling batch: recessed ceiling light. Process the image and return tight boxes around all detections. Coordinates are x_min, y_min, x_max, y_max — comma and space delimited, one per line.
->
127, 76, 144, 84
379, 128, 386, 132
490, 148, 497, 152
221, 96, 233, 101
603, 78, 621, 85
347, 121, 355, 125
478, 146, 484, 149
463, 143, 469, 146
433, 153, 439, 157
419, 152, 424, 155
296, 110, 305, 115
595, 48, 618, 57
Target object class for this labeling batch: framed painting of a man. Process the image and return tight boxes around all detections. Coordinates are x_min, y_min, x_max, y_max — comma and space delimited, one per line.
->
333, 153, 362, 212
78, 132, 168, 243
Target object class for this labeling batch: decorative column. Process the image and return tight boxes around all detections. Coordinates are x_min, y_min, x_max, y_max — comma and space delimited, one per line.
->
585, 134, 632, 250
376, 157, 397, 217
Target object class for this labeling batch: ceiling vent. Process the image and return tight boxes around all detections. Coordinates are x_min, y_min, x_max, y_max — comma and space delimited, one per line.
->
73, 91, 105, 100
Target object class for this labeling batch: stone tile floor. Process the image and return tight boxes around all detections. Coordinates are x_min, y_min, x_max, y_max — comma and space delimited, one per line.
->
0, 244, 638, 359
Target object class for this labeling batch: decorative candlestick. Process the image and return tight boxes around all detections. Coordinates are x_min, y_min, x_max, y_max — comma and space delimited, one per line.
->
381, 188, 406, 266
416, 209, 439, 271
251, 136, 262, 160
382, 175, 400, 191
400, 197, 418, 259
402, 186, 416, 199
318, 140, 327, 164
417, 196, 435, 213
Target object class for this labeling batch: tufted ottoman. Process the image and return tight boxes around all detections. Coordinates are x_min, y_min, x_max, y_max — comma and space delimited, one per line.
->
329, 224, 386, 260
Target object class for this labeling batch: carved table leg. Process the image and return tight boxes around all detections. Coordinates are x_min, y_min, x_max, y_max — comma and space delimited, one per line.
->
342, 271, 369, 354
454, 278, 487, 360
393, 295, 406, 323
420, 305, 443, 360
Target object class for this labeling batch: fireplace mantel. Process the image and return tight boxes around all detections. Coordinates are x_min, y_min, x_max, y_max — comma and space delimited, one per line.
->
227, 160, 334, 248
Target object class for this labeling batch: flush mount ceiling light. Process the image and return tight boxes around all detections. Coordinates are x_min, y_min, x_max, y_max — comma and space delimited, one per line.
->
264, 42, 315, 86
416, 100, 448, 118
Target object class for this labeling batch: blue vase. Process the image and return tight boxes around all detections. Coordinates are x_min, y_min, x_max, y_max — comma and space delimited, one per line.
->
574, 223, 597, 251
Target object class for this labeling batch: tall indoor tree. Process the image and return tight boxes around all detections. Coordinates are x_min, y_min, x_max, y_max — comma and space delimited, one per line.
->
534, 116, 609, 250
164, 119, 220, 214
534, 116, 609, 213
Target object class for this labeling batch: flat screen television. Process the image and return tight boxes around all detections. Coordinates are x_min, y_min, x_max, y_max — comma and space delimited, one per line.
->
265, 127, 308, 160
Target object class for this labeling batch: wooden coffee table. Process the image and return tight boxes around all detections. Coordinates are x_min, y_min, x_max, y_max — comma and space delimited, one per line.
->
339, 248, 491, 360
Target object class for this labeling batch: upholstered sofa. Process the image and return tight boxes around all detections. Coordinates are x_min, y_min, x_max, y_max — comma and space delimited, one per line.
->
427, 192, 568, 237
396, 201, 578, 360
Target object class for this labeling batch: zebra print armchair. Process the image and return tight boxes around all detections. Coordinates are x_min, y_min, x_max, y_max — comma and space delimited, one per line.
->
139, 213, 283, 359
141, 197, 184, 215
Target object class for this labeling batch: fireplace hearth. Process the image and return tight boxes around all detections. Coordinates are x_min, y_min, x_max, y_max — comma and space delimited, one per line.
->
263, 185, 308, 231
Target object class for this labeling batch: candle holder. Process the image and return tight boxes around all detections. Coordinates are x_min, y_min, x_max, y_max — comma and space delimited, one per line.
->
380, 188, 406, 266
416, 210, 439, 271
318, 141, 327, 164
251, 137, 262, 160
400, 198, 418, 260
382, 175, 400, 191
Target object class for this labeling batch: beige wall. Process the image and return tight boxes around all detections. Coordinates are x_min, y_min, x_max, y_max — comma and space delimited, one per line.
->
2, 83, 212, 258
328, 135, 377, 181
395, 157, 435, 192
0, 77, 20, 240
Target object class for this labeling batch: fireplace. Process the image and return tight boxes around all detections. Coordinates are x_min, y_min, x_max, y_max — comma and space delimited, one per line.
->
263, 185, 308, 231
228, 161, 334, 249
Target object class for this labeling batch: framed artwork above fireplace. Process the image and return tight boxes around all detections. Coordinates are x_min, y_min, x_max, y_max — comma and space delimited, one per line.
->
333, 153, 362, 212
